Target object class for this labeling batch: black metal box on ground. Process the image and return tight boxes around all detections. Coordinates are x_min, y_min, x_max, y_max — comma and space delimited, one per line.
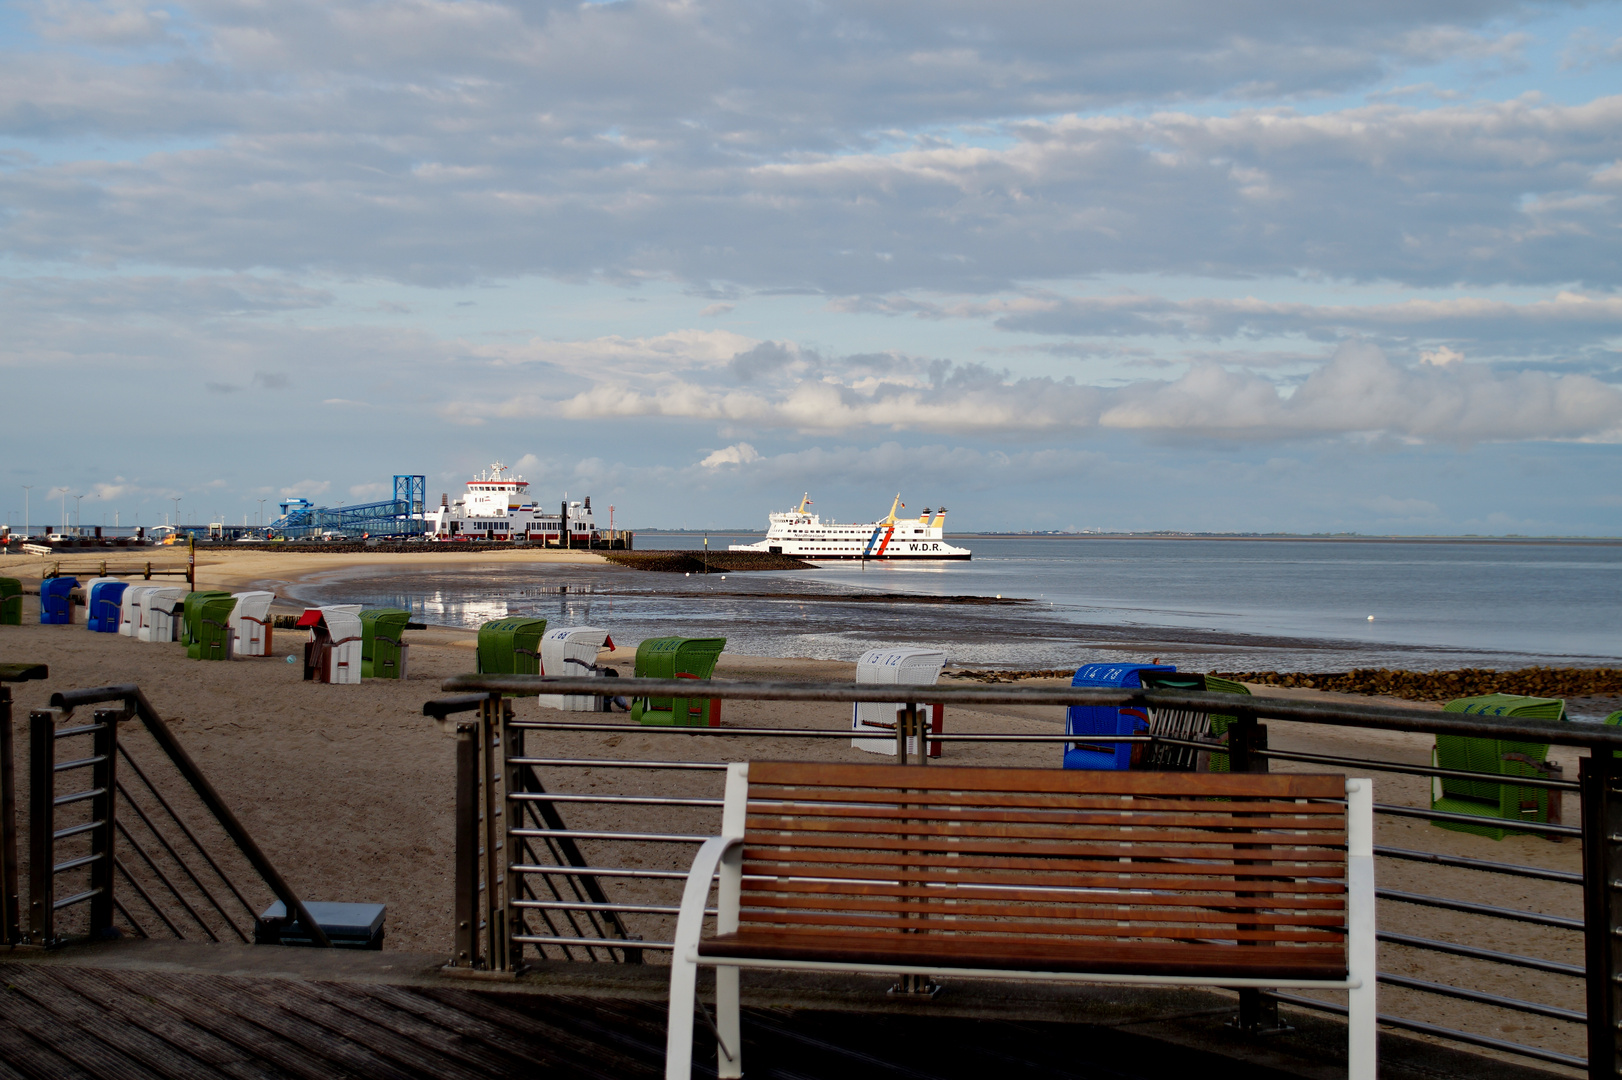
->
255, 901, 386, 950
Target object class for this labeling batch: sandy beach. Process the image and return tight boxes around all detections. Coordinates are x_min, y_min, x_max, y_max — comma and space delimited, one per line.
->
0, 551, 1591, 1069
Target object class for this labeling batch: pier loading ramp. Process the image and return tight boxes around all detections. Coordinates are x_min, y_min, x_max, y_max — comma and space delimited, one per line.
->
271, 474, 427, 539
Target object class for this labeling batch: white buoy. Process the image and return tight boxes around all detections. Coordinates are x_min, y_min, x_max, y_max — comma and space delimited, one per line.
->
1367, 615, 1375, 621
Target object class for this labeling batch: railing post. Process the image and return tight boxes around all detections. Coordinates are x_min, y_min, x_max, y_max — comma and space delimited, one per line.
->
0, 684, 18, 946
492, 695, 516, 973
1582, 753, 1622, 1079
28, 708, 59, 946
87, 707, 120, 937
452, 713, 483, 968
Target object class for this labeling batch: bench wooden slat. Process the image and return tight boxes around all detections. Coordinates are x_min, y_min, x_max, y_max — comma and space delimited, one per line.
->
697, 930, 1348, 980
742, 878, 1347, 910
726, 910, 1347, 942
747, 815, 1344, 845
745, 832, 1348, 863
752, 789, 1347, 814
744, 861, 1348, 893
747, 762, 1345, 799
743, 847, 1347, 880
749, 803, 1347, 829
739, 892, 1348, 927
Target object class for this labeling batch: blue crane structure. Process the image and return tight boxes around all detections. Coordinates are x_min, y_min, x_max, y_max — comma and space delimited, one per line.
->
271, 475, 427, 539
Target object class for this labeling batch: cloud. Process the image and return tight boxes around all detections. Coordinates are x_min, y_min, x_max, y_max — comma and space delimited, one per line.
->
699, 443, 762, 469
557, 339, 1622, 443
253, 371, 290, 389
204, 381, 241, 393
699, 303, 735, 317
348, 482, 388, 499
279, 480, 330, 498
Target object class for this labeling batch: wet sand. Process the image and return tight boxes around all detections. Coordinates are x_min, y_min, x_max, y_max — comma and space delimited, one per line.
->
0, 556, 1590, 1071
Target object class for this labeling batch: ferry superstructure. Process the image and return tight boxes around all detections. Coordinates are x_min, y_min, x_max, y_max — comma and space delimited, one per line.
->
729, 495, 971, 560
423, 463, 605, 544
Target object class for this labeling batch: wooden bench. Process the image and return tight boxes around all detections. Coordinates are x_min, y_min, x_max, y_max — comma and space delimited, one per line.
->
667, 762, 1374, 1079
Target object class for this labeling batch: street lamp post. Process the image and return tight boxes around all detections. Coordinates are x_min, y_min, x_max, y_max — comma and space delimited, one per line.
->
72, 494, 86, 532
258, 499, 266, 527
22, 485, 30, 540
172, 497, 181, 531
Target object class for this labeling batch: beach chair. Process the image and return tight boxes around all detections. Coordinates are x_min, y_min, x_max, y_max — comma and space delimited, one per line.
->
1064, 662, 1175, 770
476, 618, 548, 679
87, 580, 128, 633
182, 591, 234, 658
138, 588, 189, 642
850, 648, 946, 758
1134, 670, 1252, 771
229, 591, 276, 656
1432, 694, 1566, 841
632, 636, 726, 727
0, 578, 22, 625
359, 608, 413, 679
298, 606, 363, 684
39, 577, 78, 625
120, 585, 154, 637
537, 626, 615, 710
193, 594, 238, 660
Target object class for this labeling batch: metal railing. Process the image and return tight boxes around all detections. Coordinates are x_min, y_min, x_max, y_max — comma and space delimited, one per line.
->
434, 675, 1617, 1076
0, 663, 49, 946
25, 685, 327, 947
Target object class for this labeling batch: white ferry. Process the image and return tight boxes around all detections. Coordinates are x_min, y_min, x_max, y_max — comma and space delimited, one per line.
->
729, 494, 971, 560
423, 463, 608, 544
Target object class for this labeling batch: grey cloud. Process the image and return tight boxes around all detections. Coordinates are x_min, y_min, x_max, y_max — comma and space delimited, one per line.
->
203, 381, 241, 393
0, 5, 1608, 292
252, 371, 290, 389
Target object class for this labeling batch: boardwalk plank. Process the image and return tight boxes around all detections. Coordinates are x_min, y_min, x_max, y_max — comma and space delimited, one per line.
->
43, 967, 290, 1080
0, 981, 173, 1080
3, 968, 227, 1080
101, 971, 365, 1080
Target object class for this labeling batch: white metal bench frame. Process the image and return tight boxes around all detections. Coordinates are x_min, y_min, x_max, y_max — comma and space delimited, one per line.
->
666, 762, 1376, 1079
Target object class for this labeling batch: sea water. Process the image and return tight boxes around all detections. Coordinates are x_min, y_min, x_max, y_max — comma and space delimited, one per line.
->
284, 537, 1622, 673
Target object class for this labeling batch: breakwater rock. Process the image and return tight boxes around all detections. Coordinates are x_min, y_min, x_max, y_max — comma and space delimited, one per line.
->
948, 665, 1622, 702
602, 550, 814, 573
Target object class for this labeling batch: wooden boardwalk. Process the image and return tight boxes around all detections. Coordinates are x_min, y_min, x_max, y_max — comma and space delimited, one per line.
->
0, 961, 1300, 1080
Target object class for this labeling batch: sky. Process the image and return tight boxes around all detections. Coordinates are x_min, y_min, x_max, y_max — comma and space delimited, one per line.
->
3, 0, 1622, 535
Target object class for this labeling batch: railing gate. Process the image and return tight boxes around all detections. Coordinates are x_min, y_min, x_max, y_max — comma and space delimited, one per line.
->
30, 703, 126, 945
1583, 753, 1622, 1079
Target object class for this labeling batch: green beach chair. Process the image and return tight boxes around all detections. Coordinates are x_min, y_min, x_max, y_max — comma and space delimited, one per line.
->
182, 591, 234, 658
476, 617, 548, 692
631, 636, 726, 727
0, 578, 22, 626
1432, 694, 1566, 841
1134, 670, 1251, 771
193, 594, 238, 661
1605, 711, 1622, 757
360, 608, 413, 679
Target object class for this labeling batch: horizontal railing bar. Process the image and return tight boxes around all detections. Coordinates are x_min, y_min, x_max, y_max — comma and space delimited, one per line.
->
513, 900, 706, 916
510, 828, 710, 844
509, 721, 1135, 744
508, 793, 724, 808
442, 676, 1622, 751
53, 787, 104, 807
513, 934, 676, 951
508, 757, 729, 771
53, 723, 106, 740
511, 864, 696, 881
52, 820, 103, 842
1259, 747, 1577, 791
1374, 845, 1582, 885
1379, 931, 1584, 976
1374, 801, 1580, 837
1377, 888, 1583, 931
1377, 971, 1585, 1023
1264, 992, 1586, 1070
53, 755, 106, 773
52, 853, 104, 874
51, 887, 101, 910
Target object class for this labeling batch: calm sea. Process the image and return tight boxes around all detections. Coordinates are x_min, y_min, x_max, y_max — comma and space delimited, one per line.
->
284, 537, 1622, 674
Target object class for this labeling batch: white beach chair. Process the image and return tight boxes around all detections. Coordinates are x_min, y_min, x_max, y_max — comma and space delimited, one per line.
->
119, 585, 154, 636
230, 591, 276, 656
537, 626, 614, 711
138, 587, 189, 643
851, 647, 947, 757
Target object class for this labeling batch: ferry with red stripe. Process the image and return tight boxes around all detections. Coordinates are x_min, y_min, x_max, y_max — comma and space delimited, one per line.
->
729, 494, 971, 560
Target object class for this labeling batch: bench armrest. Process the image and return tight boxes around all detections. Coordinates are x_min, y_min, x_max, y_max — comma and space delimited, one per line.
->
673, 835, 743, 963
